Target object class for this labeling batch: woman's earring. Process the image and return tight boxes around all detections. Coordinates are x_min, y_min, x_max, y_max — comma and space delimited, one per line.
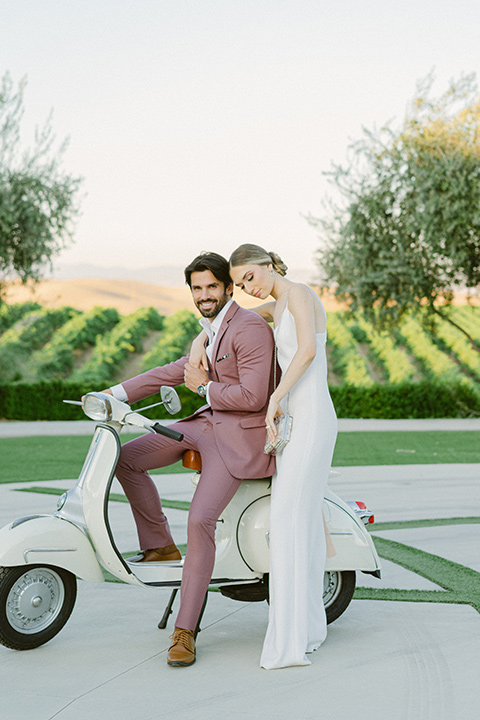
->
270, 270, 274, 276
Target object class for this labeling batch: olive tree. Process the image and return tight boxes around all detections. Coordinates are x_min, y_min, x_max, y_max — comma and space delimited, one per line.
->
0, 72, 82, 300
311, 73, 480, 349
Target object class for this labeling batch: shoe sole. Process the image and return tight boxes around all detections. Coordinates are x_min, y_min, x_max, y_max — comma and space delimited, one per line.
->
167, 657, 196, 667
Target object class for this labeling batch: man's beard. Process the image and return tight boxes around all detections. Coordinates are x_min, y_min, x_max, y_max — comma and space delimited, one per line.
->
195, 293, 230, 319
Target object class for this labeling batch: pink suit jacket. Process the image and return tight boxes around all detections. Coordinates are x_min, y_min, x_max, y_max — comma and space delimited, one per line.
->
121, 301, 276, 480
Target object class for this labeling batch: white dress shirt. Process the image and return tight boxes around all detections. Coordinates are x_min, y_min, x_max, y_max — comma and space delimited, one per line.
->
198, 298, 233, 403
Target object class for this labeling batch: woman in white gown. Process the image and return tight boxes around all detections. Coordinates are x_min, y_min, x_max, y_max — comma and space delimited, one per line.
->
228, 244, 338, 670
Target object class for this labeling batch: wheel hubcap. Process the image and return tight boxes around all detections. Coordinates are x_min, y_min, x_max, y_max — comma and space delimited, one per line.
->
6, 569, 65, 634
323, 571, 341, 608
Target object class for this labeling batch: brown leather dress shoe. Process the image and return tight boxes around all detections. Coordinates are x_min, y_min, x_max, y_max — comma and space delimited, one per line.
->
167, 627, 196, 666
139, 544, 182, 562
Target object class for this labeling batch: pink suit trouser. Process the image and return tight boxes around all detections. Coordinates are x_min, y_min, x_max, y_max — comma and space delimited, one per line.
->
114, 411, 241, 631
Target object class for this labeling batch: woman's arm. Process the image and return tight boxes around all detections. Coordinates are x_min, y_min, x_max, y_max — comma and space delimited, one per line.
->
265, 284, 317, 441
249, 301, 276, 323
189, 329, 209, 370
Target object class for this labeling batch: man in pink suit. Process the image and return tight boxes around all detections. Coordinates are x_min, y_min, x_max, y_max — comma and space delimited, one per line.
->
108, 252, 275, 667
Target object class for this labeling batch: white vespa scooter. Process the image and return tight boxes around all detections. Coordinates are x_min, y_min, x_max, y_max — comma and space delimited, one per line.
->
0, 389, 381, 651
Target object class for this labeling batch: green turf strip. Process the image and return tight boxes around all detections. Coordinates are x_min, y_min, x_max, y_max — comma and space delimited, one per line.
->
14, 485, 191, 511
369, 517, 480, 531
1, 429, 479, 483
358, 535, 480, 613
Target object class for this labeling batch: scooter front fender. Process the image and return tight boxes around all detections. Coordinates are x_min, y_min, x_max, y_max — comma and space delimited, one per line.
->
0, 515, 104, 583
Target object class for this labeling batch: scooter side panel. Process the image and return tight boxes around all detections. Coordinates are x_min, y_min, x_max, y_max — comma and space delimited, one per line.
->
324, 495, 381, 573
235, 487, 381, 574
0, 516, 105, 582
212, 480, 268, 581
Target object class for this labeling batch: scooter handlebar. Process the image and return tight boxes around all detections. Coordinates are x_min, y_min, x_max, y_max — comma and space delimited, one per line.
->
151, 423, 184, 442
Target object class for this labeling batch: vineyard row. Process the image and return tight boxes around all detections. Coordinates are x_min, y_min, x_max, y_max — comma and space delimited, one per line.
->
1, 301, 479, 392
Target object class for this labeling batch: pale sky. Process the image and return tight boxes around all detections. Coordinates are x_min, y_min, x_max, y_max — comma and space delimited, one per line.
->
1, 0, 480, 273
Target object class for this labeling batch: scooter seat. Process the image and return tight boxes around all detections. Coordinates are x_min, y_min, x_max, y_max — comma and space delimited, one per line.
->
182, 449, 271, 482
182, 450, 202, 472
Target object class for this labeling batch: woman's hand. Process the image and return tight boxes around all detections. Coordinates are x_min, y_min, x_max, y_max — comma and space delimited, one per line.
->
265, 394, 283, 444
189, 331, 209, 370
81, 388, 112, 403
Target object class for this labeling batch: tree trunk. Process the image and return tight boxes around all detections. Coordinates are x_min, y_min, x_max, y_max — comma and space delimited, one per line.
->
431, 306, 480, 353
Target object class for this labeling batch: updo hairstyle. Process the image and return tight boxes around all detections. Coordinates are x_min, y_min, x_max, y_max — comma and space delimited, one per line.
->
229, 244, 288, 277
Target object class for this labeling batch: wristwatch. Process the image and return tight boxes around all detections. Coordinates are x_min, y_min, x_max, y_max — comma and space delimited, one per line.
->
197, 382, 209, 397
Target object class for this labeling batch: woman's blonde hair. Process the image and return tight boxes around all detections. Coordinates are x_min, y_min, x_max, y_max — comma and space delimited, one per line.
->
229, 243, 288, 277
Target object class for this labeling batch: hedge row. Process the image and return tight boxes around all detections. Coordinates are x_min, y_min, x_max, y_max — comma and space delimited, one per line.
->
0, 381, 204, 422
1, 379, 478, 421
329, 381, 480, 419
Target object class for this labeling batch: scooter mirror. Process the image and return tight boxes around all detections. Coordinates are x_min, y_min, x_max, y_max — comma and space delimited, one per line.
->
160, 386, 182, 415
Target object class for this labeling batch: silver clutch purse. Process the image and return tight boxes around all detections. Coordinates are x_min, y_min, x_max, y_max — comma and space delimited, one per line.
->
264, 413, 293, 455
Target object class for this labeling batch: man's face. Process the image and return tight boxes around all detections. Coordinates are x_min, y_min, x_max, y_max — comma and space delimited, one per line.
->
190, 270, 233, 319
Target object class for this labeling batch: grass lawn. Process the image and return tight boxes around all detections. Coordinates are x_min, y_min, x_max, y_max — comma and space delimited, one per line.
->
0, 430, 478, 483
0, 434, 188, 483
334, 430, 480, 466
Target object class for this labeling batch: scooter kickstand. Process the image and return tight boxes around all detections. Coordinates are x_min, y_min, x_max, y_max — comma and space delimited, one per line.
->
158, 589, 178, 630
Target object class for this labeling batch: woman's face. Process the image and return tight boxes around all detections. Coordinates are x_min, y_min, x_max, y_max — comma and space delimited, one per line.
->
230, 263, 274, 299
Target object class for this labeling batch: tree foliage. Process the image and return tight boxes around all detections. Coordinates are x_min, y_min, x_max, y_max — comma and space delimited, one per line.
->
0, 72, 82, 300
312, 72, 480, 348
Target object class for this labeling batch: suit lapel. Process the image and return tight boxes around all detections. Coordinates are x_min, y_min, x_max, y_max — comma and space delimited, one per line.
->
210, 301, 239, 380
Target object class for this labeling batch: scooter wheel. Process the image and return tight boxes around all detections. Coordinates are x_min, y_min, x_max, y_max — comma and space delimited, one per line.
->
0, 565, 77, 650
324, 570, 356, 624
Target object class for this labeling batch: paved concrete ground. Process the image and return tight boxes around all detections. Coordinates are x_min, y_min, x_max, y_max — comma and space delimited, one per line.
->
0, 422, 479, 719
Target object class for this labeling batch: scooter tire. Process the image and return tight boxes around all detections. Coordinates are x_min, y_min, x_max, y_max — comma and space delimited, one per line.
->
324, 570, 356, 624
0, 565, 77, 650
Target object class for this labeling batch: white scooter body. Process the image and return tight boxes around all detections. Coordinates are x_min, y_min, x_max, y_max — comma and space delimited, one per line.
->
0, 391, 381, 650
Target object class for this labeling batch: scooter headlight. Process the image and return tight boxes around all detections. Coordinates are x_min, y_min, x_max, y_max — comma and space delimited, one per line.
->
83, 393, 113, 422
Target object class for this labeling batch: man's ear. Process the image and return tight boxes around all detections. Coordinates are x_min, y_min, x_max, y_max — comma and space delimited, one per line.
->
226, 282, 234, 297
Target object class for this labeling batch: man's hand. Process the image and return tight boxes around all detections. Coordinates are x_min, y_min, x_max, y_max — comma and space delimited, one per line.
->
184, 362, 210, 393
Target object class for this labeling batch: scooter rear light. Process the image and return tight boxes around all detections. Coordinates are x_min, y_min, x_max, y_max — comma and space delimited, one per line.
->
346, 500, 374, 526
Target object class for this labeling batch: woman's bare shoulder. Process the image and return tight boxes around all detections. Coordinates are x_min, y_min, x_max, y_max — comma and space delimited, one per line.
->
288, 282, 316, 306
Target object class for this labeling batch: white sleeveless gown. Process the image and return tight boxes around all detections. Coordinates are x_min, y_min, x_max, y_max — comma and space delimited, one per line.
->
260, 297, 338, 669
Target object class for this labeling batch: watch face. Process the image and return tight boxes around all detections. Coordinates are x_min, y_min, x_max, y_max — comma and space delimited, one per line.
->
198, 384, 207, 397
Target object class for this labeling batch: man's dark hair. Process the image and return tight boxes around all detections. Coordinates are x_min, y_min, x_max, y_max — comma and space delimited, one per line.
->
184, 252, 233, 293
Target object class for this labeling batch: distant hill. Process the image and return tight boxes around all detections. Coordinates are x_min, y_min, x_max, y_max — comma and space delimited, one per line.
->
46, 262, 317, 286
47, 262, 189, 286
3, 277, 346, 315
4, 278, 195, 315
